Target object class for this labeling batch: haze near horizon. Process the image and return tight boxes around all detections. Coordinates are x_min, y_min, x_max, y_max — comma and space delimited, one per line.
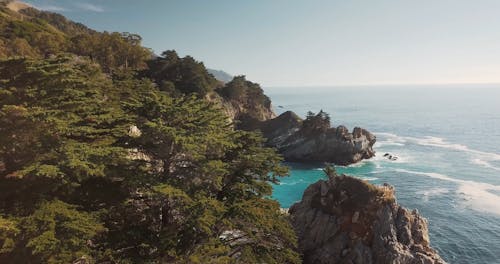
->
25, 0, 500, 87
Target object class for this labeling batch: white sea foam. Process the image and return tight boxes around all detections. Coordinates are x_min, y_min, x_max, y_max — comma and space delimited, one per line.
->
471, 158, 500, 171
346, 160, 368, 168
279, 180, 304, 186
374, 141, 405, 148
395, 169, 500, 216
376, 132, 500, 171
362, 177, 379, 181
373, 152, 413, 164
416, 188, 449, 202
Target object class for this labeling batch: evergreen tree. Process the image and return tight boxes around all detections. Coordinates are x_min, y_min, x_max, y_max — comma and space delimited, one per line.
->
0, 55, 300, 263
145, 50, 220, 96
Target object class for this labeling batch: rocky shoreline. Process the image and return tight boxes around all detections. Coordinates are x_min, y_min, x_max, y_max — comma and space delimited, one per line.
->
242, 110, 376, 165
289, 171, 446, 264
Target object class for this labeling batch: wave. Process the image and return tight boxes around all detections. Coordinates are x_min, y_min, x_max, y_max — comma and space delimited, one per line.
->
374, 141, 405, 148
278, 180, 304, 186
395, 169, 500, 216
471, 158, 500, 171
373, 152, 413, 164
375, 132, 500, 171
345, 160, 369, 168
416, 188, 449, 202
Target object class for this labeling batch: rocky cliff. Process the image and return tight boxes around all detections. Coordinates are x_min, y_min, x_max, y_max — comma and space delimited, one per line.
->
204, 75, 277, 125
206, 91, 276, 124
247, 111, 376, 165
289, 174, 445, 264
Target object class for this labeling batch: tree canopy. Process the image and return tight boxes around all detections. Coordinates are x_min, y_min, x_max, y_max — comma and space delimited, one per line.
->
144, 50, 220, 96
0, 55, 299, 263
0, 5, 300, 263
302, 110, 331, 134
219, 75, 271, 109
0, 4, 152, 72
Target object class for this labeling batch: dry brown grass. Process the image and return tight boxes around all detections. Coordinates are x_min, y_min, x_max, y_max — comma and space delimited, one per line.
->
6, 1, 31, 12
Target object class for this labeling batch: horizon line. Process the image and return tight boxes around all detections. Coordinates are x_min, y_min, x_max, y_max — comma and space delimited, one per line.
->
264, 82, 500, 88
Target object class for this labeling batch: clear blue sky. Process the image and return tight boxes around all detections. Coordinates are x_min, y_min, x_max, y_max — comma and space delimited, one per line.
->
25, 0, 500, 87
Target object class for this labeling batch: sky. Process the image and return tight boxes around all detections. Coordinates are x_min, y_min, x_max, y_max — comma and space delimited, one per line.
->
23, 0, 500, 87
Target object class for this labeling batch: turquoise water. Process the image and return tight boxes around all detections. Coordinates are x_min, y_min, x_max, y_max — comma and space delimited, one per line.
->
266, 85, 500, 264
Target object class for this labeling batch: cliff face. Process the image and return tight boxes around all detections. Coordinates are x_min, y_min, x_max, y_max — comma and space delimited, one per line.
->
248, 111, 376, 165
289, 175, 445, 264
206, 92, 276, 124
221, 97, 276, 123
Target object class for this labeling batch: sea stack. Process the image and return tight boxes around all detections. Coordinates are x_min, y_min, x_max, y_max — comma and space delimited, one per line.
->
244, 111, 376, 165
289, 174, 445, 264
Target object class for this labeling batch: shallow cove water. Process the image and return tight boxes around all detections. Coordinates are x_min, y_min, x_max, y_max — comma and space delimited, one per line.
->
267, 84, 500, 264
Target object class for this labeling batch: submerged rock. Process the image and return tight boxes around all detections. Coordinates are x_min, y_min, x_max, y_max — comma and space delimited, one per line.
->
384, 152, 399, 161
289, 175, 445, 264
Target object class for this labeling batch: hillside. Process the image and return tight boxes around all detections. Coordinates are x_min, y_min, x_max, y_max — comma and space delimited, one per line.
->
0, 2, 275, 126
0, 2, 437, 264
5, 0, 30, 12
0, 2, 299, 263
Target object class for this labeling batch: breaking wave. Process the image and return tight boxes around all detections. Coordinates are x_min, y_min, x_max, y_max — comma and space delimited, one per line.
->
376, 132, 500, 171
395, 169, 500, 216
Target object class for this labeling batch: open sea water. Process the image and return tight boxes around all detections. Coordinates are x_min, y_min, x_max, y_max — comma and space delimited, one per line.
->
266, 84, 500, 264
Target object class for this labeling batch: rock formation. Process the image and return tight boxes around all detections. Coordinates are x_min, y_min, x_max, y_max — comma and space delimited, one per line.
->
289, 174, 445, 264
245, 111, 376, 165
206, 91, 276, 124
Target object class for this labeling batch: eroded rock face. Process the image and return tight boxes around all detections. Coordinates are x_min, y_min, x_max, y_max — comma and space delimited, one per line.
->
289, 176, 446, 264
205, 92, 276, 125
247, 111, 376, 165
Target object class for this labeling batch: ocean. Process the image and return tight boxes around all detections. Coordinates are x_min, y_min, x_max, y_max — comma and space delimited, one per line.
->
266, 84, 500, 264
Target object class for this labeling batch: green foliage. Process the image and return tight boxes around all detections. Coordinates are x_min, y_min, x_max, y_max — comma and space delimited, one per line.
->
0, 55, 300, 263
323, 164, 337, 181
20, 200, 105, 264
0, 7, 151, 72
69, 32, 152, 72
219, 75, 271, 109
19, 7, 93, 36
0, 7, 300, 262
145, 50, 220, 96
302, 110, 331, 134
0, 216, 18, 254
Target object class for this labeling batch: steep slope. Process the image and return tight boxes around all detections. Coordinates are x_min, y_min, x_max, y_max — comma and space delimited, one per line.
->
0, 53, 300, 264
290, 169, 445, 264
5, 0, 30, 12
0, 1, 151, 70
0, 5, 301, 262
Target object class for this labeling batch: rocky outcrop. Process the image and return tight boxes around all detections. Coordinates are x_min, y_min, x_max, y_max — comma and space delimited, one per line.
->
247, 111, 376, 165
289, 175, 445, 264
206, 91, 276, 125
222, 98, 276, 123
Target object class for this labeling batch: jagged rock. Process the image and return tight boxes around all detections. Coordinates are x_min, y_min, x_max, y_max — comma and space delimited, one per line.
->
205, 92, 276, 125
244, 111, 376, 165
289, 175, 446, 264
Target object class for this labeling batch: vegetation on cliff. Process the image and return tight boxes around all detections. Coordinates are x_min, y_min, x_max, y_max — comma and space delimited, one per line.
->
0, 3, 299, 263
